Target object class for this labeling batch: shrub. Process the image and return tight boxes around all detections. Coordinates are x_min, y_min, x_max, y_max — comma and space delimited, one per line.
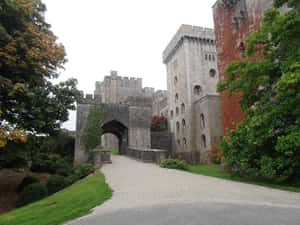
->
30, 153, 51, 173
48, 155, 71, 175
31, 154, 71, 175
47, 175, 71, 195
151, 115, 168, 132
209, 145, 224, 164
160, 158, 188, 171
72, 163, 94, 179
18, 176, 40, 193
17, 183, 48, 207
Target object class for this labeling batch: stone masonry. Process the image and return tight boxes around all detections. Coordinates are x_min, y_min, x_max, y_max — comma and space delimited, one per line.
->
163, 24, 223, 163
212, 0, 274, 135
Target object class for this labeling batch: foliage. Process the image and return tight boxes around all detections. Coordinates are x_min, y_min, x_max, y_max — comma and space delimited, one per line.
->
217, 4, 300, 181
18, 176, 40, 193
111, 149, 119, 155
40, 130, 75, 161
150, 115, 168, 132
30, 153, 71, 174
0, 172, 112, 225
81, 104, 106, 152
0, 0, 81, 136
160, 157, 188, 171
46, 175, 71, 195
0, 113, 27, 148
71, 163, 94, 179
209, 145, 224, 164
17, 183, 48, 207
0, 140, 28, 169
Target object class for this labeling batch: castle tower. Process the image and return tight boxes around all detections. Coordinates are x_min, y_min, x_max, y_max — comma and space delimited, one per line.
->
163, 24, 222, 163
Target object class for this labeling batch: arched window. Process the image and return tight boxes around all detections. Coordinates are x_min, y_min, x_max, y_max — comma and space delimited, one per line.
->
174, 76, 178, 84
182, 119, 186, 132
175, 93, 179, 103
176, 121, 180, 132
201, 135, 207, 148
181, 103, 185, 113
212, 55, 215, 61
170, 110, 173, 118
200, 113, 205, 128
205, 54, 208, 60
194, 85, 202, 96
209, 55, 211, 61
176, 107, 179, 116
177, 139, 181, 146
209, 69, 216, 77
183, 138, 187, 149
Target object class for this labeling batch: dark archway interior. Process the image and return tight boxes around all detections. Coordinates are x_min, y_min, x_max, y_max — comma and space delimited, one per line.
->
101, 120, 128, 154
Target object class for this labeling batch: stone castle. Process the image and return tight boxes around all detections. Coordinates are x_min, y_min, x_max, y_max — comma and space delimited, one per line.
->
74, 0, 281, 164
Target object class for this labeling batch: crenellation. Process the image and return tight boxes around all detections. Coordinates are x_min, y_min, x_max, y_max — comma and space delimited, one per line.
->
79, 93, 102, 105
163, 24, 216, 63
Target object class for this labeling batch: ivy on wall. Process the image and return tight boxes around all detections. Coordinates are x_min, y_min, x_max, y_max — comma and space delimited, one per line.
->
81, 104, 106, 152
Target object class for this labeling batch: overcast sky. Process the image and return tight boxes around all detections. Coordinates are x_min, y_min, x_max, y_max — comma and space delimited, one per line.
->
42, 0, 217, 130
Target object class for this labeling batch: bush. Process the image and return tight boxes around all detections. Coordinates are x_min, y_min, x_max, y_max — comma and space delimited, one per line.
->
72, 163, 94, 179
30, 153, 51, 173
209, 145, 224, 164
17, 183, 48, 207
160, 158, 188, 171
47, 175, 71, 195
48, 155, 71, 175
18, 176, 40, 193
31, 154, 71, 175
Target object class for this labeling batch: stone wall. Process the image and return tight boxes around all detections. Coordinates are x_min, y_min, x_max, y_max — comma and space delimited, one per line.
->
212, 0, 273, 135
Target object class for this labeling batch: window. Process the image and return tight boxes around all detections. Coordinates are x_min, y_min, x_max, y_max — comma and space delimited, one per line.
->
205, 54, 208, 60
209, 55, 211, 61
182, 119, 186, 133
176, 121, 180, 132
170, 110, 174, 118
177, 139, 181, 146
183, 138, 187, 149
194, 85, 202, 96
175, 93, 179, 103
212, 55, 215, 61
209, 69, 216, 78
201, 135, 207, 148
174, 76, 178, 84
200, 113, 205, 128
181, 103, 185, 113
176, 107, 179, 116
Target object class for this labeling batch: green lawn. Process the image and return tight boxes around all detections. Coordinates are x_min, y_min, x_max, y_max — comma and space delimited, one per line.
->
110, 149, 119, 155
0, 172, 113, 225
188, 164, 300, 193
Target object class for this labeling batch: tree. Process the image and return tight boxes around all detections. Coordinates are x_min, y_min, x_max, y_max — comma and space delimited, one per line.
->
81, 104, 106, 152
0, 0, 81, 140
217, 1, 300, 182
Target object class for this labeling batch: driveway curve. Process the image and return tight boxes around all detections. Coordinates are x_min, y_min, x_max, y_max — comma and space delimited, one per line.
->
66, 155, 300, 225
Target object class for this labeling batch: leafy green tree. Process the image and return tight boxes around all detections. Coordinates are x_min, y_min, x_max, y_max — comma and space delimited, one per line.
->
218, 2, 300, 182
0, 0, 81, 137
81, 104, 106, 152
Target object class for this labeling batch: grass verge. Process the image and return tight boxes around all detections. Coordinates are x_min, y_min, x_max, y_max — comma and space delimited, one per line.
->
0, 172, 112, 225
110, 149, 118, 155
188, 164, 300, 193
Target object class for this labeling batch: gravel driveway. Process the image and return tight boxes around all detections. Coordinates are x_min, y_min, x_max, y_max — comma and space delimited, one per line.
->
66, 155, 300, 225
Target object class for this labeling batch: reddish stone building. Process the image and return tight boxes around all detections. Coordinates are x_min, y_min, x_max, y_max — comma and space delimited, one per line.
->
212, 0, 273, 135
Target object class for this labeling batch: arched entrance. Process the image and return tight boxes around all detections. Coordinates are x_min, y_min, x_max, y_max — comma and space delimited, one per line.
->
101, 120, 128, 155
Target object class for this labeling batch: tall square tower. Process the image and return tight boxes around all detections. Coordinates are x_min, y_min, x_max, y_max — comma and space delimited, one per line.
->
163, 25, 222, 163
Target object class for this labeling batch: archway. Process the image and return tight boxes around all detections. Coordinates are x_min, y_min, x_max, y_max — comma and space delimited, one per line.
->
101, 120, 128, 155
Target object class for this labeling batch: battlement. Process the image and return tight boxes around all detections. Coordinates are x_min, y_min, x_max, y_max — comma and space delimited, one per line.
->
163, 24, 215, 63
79, 92, 102, 105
